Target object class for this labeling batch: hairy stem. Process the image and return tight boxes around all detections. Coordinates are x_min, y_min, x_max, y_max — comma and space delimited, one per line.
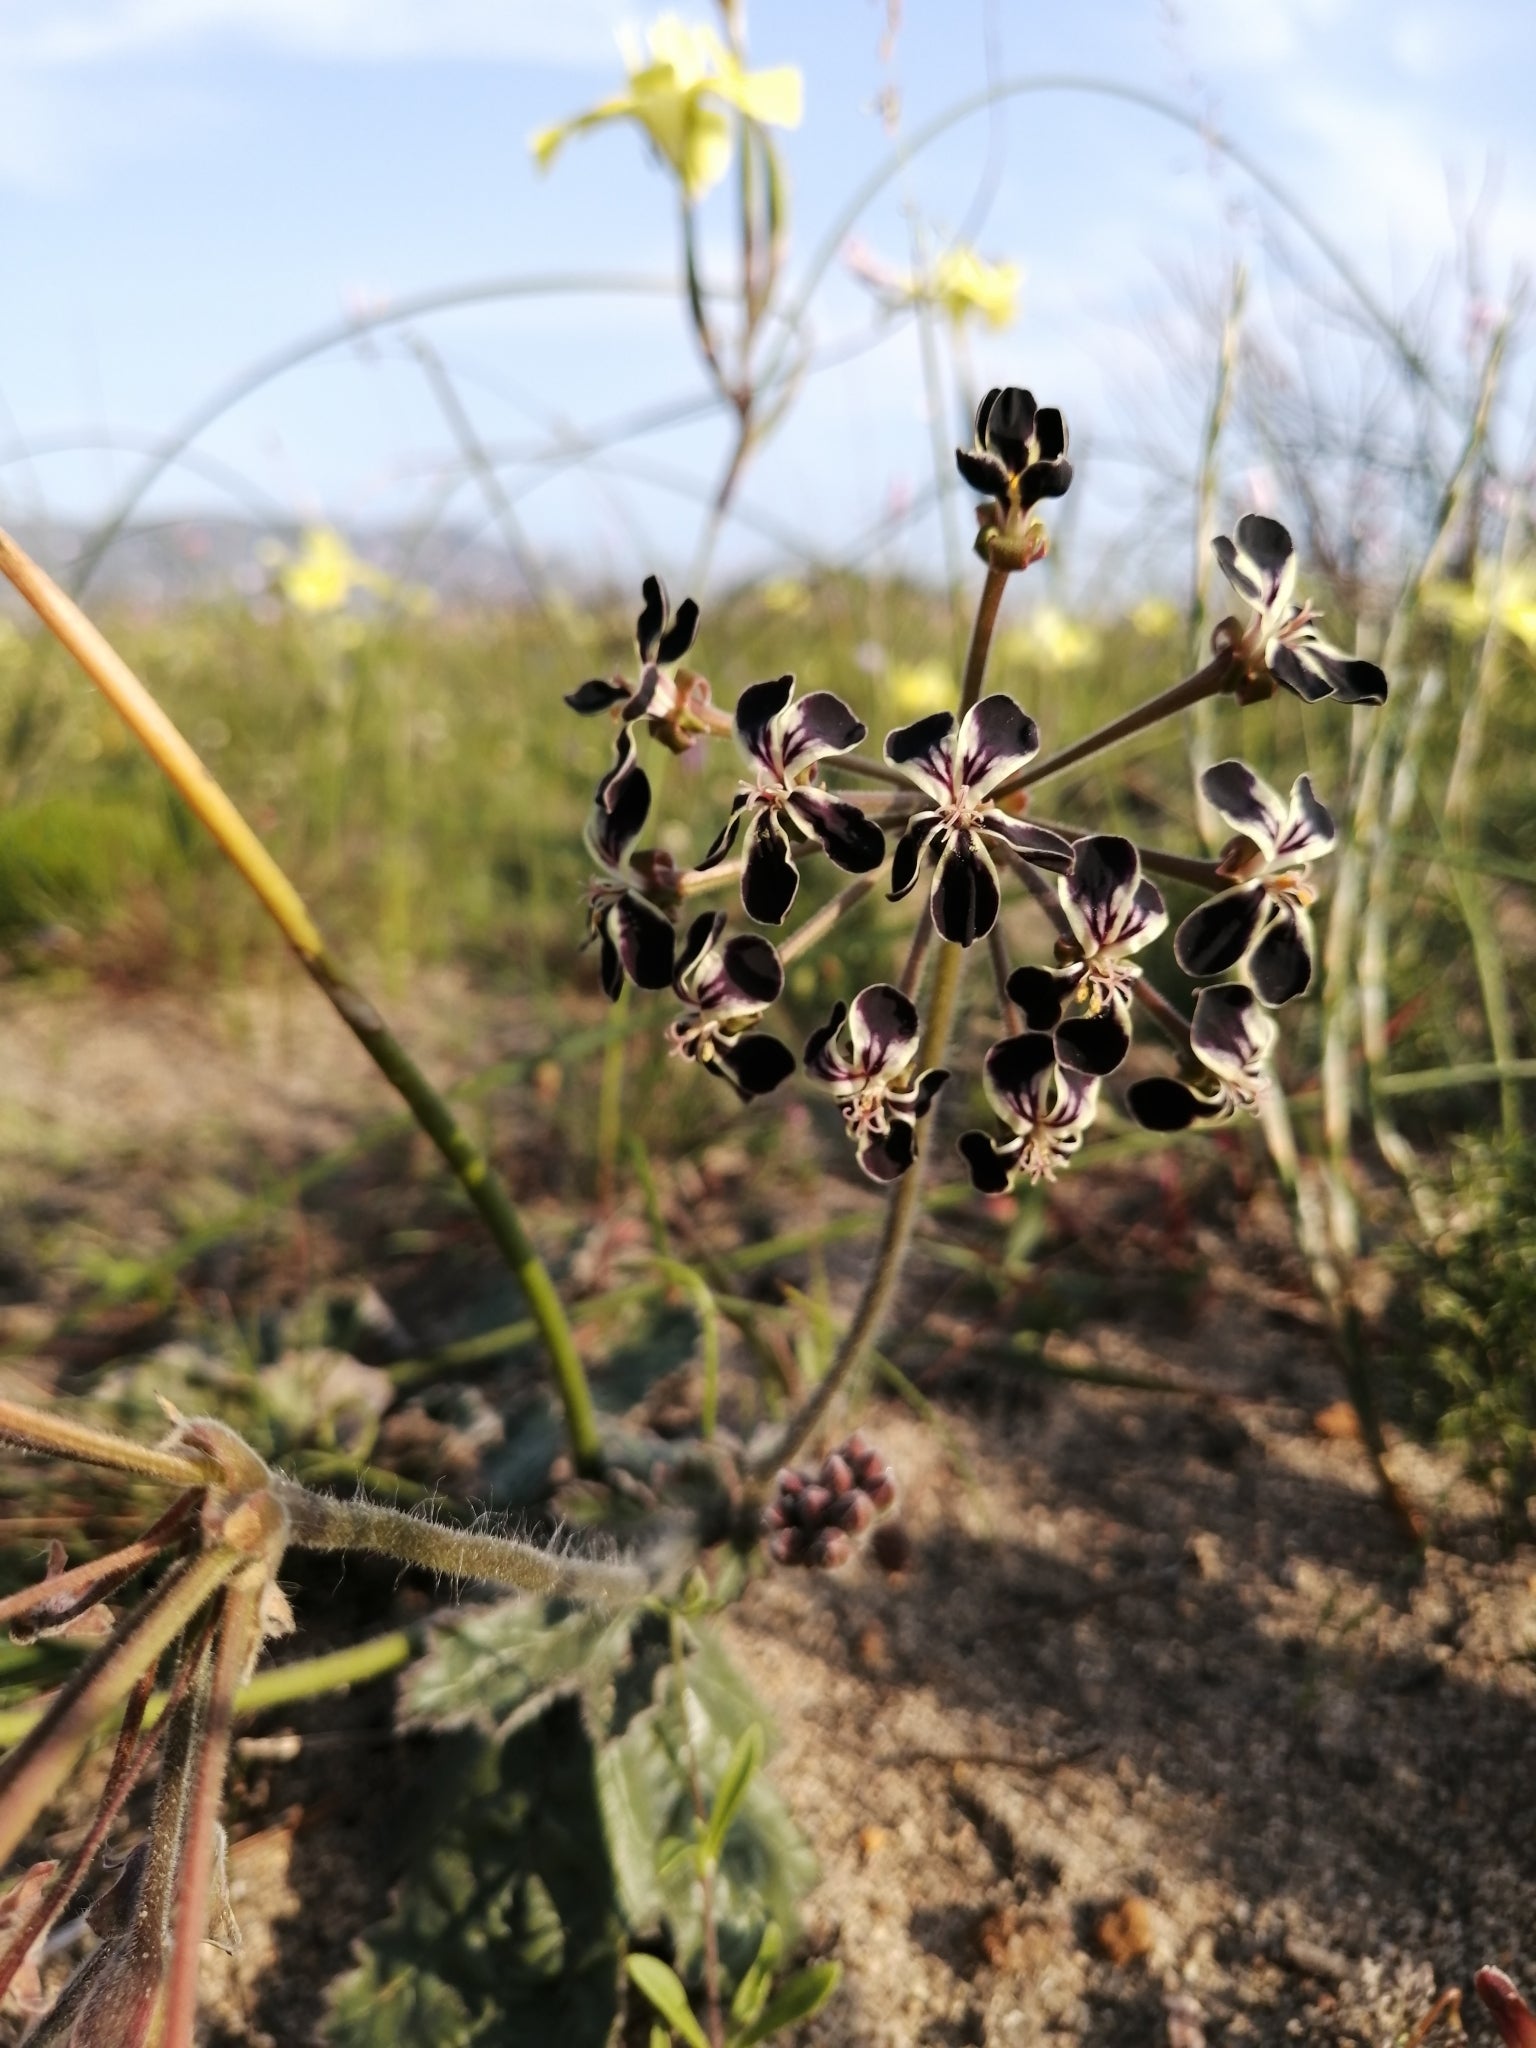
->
0, 529, 602, 1477
0, 1400, 212, 1491
277, 1480, 646, 1605
750, 936, 966, 1479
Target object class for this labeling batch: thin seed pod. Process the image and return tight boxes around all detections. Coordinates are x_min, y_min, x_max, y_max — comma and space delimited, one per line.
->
0, 1548, 240, 1866
160, 1582, 263, 2048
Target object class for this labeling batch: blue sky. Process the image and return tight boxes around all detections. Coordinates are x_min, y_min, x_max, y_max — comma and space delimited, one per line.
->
0, 0, 1531, 598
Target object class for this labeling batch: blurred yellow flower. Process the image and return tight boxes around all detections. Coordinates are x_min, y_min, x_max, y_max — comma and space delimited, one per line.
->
998, 608, 1100, 671
530, 15, 803, 202
847, 241, 1020, 331
265, 528, 432, 619
927, 247, 1020, 330
1424, 562, 1536, 656
887, 658, 955, 716
759, 576, 810, 616
1131, 596, 1180, 640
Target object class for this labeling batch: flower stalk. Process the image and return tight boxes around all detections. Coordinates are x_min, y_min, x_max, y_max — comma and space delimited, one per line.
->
0, 528, 603, 1477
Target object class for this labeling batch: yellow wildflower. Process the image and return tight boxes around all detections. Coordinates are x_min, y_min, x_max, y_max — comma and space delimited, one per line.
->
266, 528, 431, 619
530, 14, 802, 203
998, 608, 1100, 671
887, 659, 955, 716
1131, 596, 1180, 640
927, 247, 1021, 330
1423, 561, 1536, 657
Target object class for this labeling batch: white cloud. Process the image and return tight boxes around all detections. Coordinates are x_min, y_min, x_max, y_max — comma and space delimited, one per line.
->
0, 0, 634, 69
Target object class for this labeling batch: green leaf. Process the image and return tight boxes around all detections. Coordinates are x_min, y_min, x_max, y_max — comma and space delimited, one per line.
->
324, 1952, 475, 2048
651, 2028, 671, 2048
626, 1956, 710, 2048
402, 1600, 630, 1739
324, 1703, 623, 2048
729, 1925, 783, 2029
734, 1962, 842, 2046
704, 1723, 764, 1864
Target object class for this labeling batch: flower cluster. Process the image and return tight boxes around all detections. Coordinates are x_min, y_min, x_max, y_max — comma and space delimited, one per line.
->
764, 1434, 898, 1569
562, 384, 1388, 1194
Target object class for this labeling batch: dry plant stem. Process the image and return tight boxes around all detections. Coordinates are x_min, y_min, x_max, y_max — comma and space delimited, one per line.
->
161, 1584, 261, 2048
276, 1479, 645, 1605
0, 1666, 154, 2000
0, 1549, 241, 1866
0, 529, 602, 1478
1000, 649, 1237, 796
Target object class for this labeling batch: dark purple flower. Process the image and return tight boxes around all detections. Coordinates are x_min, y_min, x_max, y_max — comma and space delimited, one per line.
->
958, 1032, 1100, 1193
956, 386, 1073, 516
1126, 982, 1277, 1132
666, 911, 795, 1099
696, 675, 887, 925
565, 574, 724, 753
582, 729, 677, 1000
1008, 835, 1167, 1076
884, 694, 1072, 945
1174, 761, 1335, 1006
803, 983, 949, 1182
1212, 514, 1388, 706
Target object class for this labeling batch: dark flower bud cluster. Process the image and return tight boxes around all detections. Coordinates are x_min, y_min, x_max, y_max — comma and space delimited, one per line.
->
764, 1433, 897, 1568
560, 380, 1391, 1197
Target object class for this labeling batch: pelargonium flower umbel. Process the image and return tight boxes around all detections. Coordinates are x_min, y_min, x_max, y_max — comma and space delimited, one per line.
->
803, 983, 949, 1182
1174, 761, 1335, 1007
667, 911, 796, 1098
885, 695, 1072, 945
699, 674, 886, 924
1008, 834, 1167, 1075
1213, 514, 1388, 706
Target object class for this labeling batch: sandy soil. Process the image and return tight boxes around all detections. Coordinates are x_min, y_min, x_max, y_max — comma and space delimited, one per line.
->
1, 985, 1532, 2047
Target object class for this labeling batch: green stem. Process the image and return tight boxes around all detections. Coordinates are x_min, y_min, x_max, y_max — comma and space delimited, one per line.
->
1000, 650, 1236, 795
596, 981, 631, 1204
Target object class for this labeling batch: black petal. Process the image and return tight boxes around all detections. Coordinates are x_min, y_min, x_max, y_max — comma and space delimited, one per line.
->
1174, 884, 1266, 979
657, 596, 700, 664
611, 893, 676, 992
1056, 1009, 1130, 1077
597, 925, 624, 1002
858, 1118, 917, 1182
1006, 963, 1069, 1032
932, 829, 1000, 946
713, 1032, 796, 1099
735, 674, 797, 759
698, 791, 749, 871
1032, 407, 1068, 462
720, 931, 785, 1007
787, 788, 887, 873
676, 911, 724, 984
566, 678, 630, 715
1017, 458, 1073, 510
742, 814, 800, 925
1126, 1077, 1208, 1132
985, 386, 1038, 472
974, 387, 1001, 445
956, 449, 1012, 498
637, 575, 667, 661
802, 1000, 849, 1077
1247, 901, 1312, 1005
888, 817, 938, 901
1266, 645, 1335, 704
958, 1129, 1015, 1195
